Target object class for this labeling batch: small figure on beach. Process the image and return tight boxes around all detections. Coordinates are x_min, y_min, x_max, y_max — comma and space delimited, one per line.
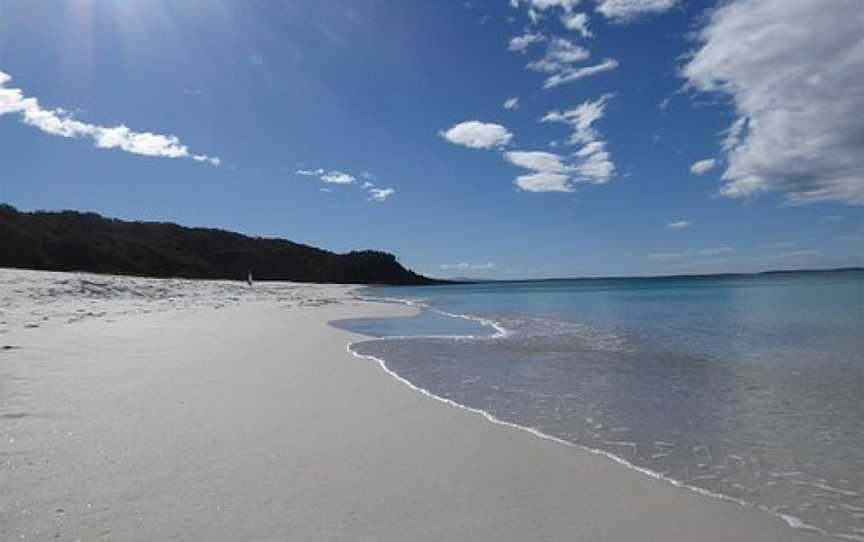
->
247, 270, 253, 286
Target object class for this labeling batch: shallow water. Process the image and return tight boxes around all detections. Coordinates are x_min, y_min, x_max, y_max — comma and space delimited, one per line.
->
336, 271, 864, 539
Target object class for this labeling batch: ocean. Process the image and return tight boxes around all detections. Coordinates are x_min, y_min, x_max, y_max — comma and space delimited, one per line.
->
334, 271, 864, 539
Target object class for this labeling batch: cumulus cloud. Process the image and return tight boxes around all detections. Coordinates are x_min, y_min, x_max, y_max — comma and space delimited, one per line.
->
0, 70, 219, 166
666, 220, 691, 229
689, 158, 717, 176
561, 12, 592, 37
440, 262, 496, 270
504, 151, 575, 192
503, 97, 520, 110
525, 37, 617, 89
368, 187, 395, 202
594, 0, 678, 21
508, 32, 546, 53
683, 0, 864, 206
505, 151, 570, 173
515, 171, 574, 192
440, 121, 513, 149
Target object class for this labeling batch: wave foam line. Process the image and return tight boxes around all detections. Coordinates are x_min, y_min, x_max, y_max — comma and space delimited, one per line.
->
343, 326, 832, 539
352, 294, 510, 340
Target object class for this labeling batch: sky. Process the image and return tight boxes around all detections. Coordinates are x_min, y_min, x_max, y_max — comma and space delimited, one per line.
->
0, 0, 862, 279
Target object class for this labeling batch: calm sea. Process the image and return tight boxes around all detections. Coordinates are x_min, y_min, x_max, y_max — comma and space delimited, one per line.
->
334, 271, 864, 539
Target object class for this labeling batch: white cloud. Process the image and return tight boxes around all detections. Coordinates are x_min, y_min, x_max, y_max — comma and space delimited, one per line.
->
504, 148, 611, 192
542, 93, 612, 144
440, 121, 513, 149
527, 37, 590, 73
515, 172, 574, 192
539, 94, 616, 184
524, 37, 617, 89
508, 32, 546, 53
594, 0, 678, 21
296, 167, 396, 202
0, 70, 219, 166
441, 262, 497, 270
512, 0, 580, 12
561, 12, 592, 37
295, 168, 325, 176
504, 151, 571, 173
822, 215, 844, 222
503, 97, 520, 110
542, 58, 618, 89
666, 220, 691, 229
368, 187, 395, 202
321, 171, 356, 184
683, 0, 864, 206
689, 158, 717, 176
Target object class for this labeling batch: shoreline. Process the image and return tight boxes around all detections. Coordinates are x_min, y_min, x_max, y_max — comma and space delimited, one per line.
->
0, 269, 830, 541
341, 300, 833, 539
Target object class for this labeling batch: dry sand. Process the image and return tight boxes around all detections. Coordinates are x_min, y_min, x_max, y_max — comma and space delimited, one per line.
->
0, 269, 828, 541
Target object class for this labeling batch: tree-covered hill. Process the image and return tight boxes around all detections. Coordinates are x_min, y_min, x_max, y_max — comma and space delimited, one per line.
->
0, 204, 437, 285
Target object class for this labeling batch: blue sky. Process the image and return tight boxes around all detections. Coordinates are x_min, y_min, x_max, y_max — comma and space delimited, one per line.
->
1, 0, 861, 279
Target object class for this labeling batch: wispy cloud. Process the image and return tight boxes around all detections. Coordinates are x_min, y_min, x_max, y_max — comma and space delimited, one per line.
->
503, 97, 520, 110
508, 32, 546, 53
539, 94, 616, 184
295, 168, 325, 177
0, 70, 220, 166
524, 37, 617, 89
542, 58, 618, 89
440, 121, 513, 149
560, 12, 592, 37
666, 220, 691, 229
321, 171, 356, 184
368, 187, 395, 202
295, 167, 395, 202
683, 0, 864, 205
594, 0, 678, 22
689, 158, 717, 176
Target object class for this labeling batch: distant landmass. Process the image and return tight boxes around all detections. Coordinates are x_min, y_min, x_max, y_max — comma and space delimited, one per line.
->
0, 204, 437, 285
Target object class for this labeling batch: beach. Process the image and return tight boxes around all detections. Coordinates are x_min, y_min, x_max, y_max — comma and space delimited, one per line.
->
0, 269, 828, 541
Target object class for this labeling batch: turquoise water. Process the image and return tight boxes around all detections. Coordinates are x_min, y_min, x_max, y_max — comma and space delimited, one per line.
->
335, 271, 864, 539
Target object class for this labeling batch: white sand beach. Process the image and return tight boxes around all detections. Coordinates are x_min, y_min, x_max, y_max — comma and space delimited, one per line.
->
0, 269, 828, 541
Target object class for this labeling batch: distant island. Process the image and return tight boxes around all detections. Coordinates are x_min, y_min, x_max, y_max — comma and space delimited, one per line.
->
0, 204, 438, 285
